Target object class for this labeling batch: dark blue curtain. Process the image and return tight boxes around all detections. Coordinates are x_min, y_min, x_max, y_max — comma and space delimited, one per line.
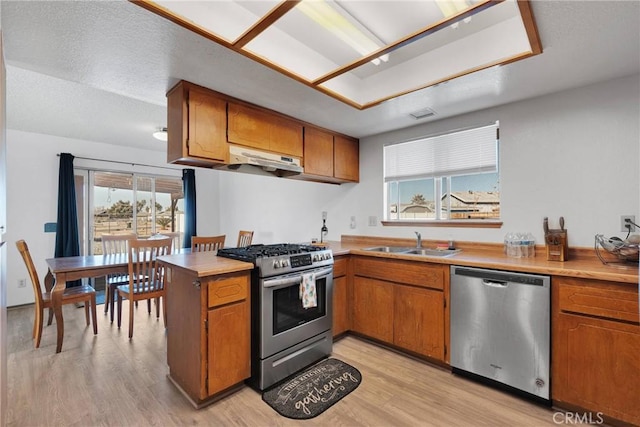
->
183, 169, 196, 249
54, 153, 81, 287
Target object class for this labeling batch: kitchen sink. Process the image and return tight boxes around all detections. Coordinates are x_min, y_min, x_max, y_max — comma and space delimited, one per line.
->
404, 248, 461, 257
363, 246, 415, 253
363, 246, 461, 257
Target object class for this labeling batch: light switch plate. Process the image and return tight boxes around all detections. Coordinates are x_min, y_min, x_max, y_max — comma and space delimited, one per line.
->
368, 216, 377, 226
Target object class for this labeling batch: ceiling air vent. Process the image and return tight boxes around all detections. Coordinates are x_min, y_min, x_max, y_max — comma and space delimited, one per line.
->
410, 108, 436, 120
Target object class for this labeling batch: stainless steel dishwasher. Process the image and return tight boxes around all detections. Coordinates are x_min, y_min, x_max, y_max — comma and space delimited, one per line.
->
450, 265, 550, 401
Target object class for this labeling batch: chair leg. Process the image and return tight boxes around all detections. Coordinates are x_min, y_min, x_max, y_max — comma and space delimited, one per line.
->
117, 293, 122, 328
104, 285, 110, 314
47, 307, 54, 326
109, 284, 116, 323
155, 297, 160, 319
84, 303, 90, 326
147, 299, 151, 315
128, 299, 135, 339
34, 306, 44, 349
90, 295, 98, 335
162, 296, 167, 327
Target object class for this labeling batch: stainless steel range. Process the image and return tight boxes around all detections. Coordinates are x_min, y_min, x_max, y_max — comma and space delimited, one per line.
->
217, 243, 334, 390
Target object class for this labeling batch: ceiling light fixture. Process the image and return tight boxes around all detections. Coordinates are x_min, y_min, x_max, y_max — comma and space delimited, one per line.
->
436, 0, 472, 29
152, 127, 168, 141
297, 0, 389, 66
410, 108, 437, 120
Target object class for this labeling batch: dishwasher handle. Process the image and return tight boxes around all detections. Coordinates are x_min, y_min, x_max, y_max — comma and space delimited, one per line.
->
482, 279, 508, 288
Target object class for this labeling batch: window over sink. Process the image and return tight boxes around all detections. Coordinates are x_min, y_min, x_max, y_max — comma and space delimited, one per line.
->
383, 122, 500, 226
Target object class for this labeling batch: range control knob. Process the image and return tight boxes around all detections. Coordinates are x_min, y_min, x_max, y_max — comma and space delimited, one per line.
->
273, 260, 280, 269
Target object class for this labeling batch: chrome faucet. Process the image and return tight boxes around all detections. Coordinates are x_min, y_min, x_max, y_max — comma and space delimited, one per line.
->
415, 231, 422, 248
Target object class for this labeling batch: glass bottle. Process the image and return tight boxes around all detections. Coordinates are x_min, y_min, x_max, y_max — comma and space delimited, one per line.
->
320, 219, 328, 243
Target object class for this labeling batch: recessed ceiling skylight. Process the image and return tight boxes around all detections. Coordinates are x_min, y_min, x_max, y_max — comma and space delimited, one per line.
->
135, 0, 541, 110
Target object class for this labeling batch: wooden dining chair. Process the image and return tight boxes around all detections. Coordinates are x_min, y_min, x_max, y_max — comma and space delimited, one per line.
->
116, 238, 171, 339
16, 240, 97, 348
154, 231, 181, 253
191, 235, 226, 253
101, 233, 136, 322
237, 230, 254, 247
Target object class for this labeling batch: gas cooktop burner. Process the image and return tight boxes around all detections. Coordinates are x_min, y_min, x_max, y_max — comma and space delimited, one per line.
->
217, 243, 324, 262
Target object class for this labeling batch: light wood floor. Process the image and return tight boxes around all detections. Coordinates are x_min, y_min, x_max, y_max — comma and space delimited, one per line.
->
6, 302, 561, 427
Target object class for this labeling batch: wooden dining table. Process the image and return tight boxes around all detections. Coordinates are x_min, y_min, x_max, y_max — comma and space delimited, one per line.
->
45, 253, 129, 353
46, 248, 191, 353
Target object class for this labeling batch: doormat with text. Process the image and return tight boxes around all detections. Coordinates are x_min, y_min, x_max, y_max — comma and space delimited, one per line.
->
262, 358, 362, 420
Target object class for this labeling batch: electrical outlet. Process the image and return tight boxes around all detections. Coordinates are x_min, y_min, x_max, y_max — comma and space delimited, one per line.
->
350, 216, 356, 229
322, 211, 327, 220
18, 279, 26, 288
368, 216, 377, 226
621, 215, 636, 232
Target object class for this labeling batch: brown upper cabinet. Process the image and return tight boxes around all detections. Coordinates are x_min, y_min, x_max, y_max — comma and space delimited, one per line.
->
167, 81, 228, 166
228, 103, 303, 158
303, 127, 334, 177
303, 127, 359, 183
166, 80, 358, 183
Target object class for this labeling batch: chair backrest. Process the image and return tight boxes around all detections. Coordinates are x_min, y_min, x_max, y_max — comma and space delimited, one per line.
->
237, 230, 254, 247
191, 235, 226, 253
15, 240, 44, 308
157, 232, 181, 253
101, 233, 136, 255
127, 238, 171, 295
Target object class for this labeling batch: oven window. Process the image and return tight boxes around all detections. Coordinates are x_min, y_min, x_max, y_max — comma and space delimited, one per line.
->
273, 277, 326, 335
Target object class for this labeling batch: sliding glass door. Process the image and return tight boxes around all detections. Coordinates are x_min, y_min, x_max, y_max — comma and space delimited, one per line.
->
88, 171, 184, 255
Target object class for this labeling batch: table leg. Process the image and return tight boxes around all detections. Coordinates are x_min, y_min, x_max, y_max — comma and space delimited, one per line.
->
52, 272, 66, 353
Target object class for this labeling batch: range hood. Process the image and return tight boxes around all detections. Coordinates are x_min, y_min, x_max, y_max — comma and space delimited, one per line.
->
222, 145, 303, 178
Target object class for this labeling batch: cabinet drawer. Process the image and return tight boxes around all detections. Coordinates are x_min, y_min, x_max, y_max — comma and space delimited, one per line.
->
557, 278, 639, 323
333, 257, 347, 277
354, 257, 444, 290
207, 274, 249, 308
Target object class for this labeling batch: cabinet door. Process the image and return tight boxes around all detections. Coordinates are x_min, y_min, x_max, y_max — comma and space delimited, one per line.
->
270, 116, 303, 158
207, 301, 250, 394
228, 103, 303, 157
304, 127, 334, 177
227, 103, 270, 151
333, 275, 349, 336
187, 89, 227, 162
394, 285, 444, 361
553, 312, 640, 425
334, 135, 359, 182
352, 277, 393, 343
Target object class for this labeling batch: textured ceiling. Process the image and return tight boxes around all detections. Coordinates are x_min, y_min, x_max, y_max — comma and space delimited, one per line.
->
2, 1, 639, 152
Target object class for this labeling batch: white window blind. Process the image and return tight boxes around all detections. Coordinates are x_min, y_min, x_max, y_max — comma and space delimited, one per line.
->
384, 122, 498, 182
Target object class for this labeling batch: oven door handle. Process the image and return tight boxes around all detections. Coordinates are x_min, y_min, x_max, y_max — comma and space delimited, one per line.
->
263, 267, 333, 289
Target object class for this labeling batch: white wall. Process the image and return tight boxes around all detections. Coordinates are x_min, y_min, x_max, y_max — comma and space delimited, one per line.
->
6, 73, 639, 306
217, 172, 353, 245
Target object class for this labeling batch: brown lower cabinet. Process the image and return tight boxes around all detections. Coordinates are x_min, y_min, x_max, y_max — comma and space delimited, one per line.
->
394, 284, 444, 360
553, 277, 640, 425
353, 276, 394, 342
165, 267, 251, 408
351, 256, 446, 362
332, 256, 350, 337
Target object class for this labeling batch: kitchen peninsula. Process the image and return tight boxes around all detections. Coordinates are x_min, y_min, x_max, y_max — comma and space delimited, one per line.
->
157, 251, 253, 408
